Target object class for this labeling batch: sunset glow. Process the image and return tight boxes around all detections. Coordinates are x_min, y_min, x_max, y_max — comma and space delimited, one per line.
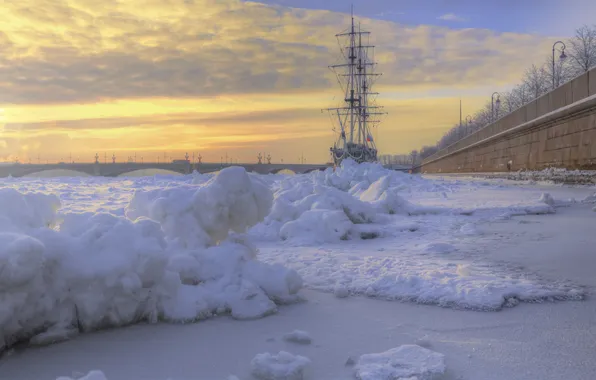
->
0, 0, 587, 163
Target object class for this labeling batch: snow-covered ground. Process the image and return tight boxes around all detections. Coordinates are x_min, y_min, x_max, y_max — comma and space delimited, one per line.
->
0, 161, 595, 379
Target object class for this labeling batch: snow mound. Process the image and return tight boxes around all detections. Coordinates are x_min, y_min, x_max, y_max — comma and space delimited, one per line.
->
0, 188, 60, 231
126, 166, 273, 248
354, 345, 446, 380
0, 168, 302, 354
251, 351, 312, 380
280, 209, 352, 243
282, 330, 312, 344
539, 193, 555, 206
255, 160, 432, 244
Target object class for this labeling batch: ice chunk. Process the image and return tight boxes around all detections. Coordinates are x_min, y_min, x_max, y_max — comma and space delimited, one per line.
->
282, 330, 312, 345
422, 242, 456, 254
280, 210, 353, 243
582, 192, 596, 203
56, 370, 108, 380
334, 285, 350, 298
539, 193, 555, 206
354, 345, 446, 380
251, 351, 312, 380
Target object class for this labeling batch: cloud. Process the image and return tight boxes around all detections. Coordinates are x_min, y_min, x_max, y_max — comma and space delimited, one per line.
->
437, 13, 466, 22
0, 0, 551, 105
375, 11, 405, 17
0, 0, 559, 162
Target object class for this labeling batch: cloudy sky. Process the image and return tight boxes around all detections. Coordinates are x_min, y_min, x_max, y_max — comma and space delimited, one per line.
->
0, 0, 592, 163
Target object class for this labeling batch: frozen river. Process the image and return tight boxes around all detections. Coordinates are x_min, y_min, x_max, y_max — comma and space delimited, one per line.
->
0, 163, 595, 379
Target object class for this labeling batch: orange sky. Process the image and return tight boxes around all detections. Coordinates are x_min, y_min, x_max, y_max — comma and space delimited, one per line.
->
0, 0, 560, 163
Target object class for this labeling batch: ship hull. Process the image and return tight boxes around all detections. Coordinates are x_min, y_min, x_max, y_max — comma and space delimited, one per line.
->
330, 143, 378, 165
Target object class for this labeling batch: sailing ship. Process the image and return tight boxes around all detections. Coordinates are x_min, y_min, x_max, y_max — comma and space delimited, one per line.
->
325, 8, 385, 166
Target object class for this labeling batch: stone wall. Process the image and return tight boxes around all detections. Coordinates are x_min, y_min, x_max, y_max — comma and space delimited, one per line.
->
421, 67, 596, 173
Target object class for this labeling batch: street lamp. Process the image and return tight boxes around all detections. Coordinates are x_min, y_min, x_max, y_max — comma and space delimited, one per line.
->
491, 92, 500, 122
552, 41, 567, 90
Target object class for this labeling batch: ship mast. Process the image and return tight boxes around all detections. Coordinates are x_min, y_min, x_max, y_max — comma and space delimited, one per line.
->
325, 6, 385, 165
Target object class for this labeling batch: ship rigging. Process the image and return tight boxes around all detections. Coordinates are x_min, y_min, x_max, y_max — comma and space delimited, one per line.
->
325, 7, 386, 165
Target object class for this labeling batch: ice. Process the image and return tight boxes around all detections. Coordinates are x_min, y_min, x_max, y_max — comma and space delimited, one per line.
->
279, 209, 353, 243
354, 344, 446, 380
0, 160, 590, 358
582, 192, 596, 203
0, 167, 301, 354
251, 351, 312, 380
126, 166, 273, 248
539, 192, 555, 206
56, 371, 108, 380
421, 242, 456, 254
282, 330, 312, 344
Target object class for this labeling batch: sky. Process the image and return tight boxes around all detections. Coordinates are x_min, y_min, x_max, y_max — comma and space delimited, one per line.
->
0, 0, 593, 164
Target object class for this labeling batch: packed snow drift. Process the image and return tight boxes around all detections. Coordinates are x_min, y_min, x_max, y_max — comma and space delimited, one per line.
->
0, 167, 301, 354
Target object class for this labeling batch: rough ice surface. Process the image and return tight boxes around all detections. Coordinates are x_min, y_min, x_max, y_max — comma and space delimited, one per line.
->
483, 167, 596, 185
0, 160, 590, 358
253, 160, 583, 311
282, 329, 312, 344
0, 167, 301, 353
251, 351, 312, 380
354, 345, 446, 380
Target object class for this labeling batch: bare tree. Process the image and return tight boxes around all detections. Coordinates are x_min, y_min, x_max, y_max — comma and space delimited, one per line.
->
510, 83, 532, 108
501, 90, 516, 114
567, 25, 596, 75
409, 150, 419, 165
544, 53, 574, 89
523, 64, 550, 99
416, 24, 596, 161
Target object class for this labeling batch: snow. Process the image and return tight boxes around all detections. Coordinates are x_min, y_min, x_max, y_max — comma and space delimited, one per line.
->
282, 330, 312, 345
56, 371, 107, 380
250, 351, 311, 380
1, 160, 595, 379
483, 168, 596, 185
354, 344, 446, 380
0, 167, 300, 353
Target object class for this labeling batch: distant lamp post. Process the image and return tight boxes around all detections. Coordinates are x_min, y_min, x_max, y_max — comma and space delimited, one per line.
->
551, 41, 567, 90
491, 92, 500, 122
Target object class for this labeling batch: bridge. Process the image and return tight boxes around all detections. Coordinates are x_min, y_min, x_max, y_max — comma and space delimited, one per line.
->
0, 162, 333, 178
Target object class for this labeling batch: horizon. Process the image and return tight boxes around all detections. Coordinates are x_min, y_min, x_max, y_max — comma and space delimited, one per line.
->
1, 0, 594, 164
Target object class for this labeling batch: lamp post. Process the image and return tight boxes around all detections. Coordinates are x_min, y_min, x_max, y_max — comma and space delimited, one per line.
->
551, 41, 567, 90
491, 92, 500, 122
